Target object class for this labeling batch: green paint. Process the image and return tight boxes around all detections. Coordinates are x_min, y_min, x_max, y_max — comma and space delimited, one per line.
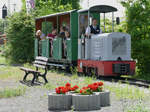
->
66, 39, 72, 60
71, 11, 78, 61
53, 38, 62, 60
41, 39, 49, 58
42, 21, 52, 35
34, 38, 38, 58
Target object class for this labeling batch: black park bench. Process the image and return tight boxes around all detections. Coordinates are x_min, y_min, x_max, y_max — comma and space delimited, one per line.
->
20, 56, 49, 85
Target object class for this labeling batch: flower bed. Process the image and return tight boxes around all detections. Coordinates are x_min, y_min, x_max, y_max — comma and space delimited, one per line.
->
48, 81, 110, 111
87, 82, 110, 107
48, 92, 72, 110
72, 93, 100, 111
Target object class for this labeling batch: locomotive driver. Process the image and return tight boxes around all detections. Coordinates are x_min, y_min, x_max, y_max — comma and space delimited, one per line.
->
85, 18, 102, 37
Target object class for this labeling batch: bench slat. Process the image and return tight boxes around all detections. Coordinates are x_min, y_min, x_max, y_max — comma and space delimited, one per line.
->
47, 63, 63, 67
20, 67, 40, 73
33, 64, 46, 69
36, 56, 48, 62
34, 61, 47, 65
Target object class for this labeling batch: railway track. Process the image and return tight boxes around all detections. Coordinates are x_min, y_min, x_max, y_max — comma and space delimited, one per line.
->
98, 76, 150, 88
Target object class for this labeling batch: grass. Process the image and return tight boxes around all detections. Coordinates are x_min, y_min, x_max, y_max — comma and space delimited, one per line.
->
0, 56, 149, 110
0, 86, 26, 98
105, 83, 147, 100
126, 102, 150, 112
0, 56, 7, 64
0, 61, 149, 100
0, 66, 24, 80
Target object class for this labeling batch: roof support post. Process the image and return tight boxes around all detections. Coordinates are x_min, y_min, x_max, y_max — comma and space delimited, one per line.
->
104, 13, 105, 33
57, 16, 59, 34
78, 13, 80, 38
112, 12, 114, 32
88, 10, 90, 38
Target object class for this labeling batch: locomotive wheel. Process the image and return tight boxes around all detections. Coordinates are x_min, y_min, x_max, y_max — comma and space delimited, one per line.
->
87, 68, 92, 77
65, 66, 71, 73
77, 72, 82, 76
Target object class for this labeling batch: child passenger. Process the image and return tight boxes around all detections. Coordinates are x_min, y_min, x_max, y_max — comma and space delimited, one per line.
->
59, 26, 66, 38
63, 31, 70, 58
47, 28, 57, 57
65, 31, 70, 39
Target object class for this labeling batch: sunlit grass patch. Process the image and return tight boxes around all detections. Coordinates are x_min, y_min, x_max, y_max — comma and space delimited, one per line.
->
0, 86, 26, 98
0, 56, 7, 64
71, 73, 78, 80
125, 102, 150, 112
105, 83, 148, 100
0, 66, 22, 80
43, 82, 56, 90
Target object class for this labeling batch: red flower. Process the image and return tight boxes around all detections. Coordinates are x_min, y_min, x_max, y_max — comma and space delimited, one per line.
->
97, 82, 103, 86
66, 86, 72, 91
70, 87, 75, 91
55, 88, 60, 94
65, 82, 71, 87
87, 84, 93, 89
58, 86, 64, 90
73, 85, 79, 89
82, 87, 88, 90
91, 85, 98, 91
61, 87, 68, 94
93, 82, 98, 86
80, 89, 83, 93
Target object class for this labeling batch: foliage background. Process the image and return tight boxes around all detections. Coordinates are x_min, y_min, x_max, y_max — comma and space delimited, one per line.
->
3, 0, 80, 64
121, 0, 150, 77
4, 11, 35, 63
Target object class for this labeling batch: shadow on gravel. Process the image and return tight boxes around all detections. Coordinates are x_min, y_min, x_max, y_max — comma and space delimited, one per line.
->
20, 80, 44, 87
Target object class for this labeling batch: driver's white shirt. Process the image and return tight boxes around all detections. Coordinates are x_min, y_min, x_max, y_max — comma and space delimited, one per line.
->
85, 25, 102, 35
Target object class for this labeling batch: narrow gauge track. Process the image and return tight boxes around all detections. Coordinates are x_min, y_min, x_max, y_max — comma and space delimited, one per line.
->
98, 76, 150, 88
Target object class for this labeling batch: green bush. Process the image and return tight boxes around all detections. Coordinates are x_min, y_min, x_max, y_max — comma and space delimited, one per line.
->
121, 0, 150, 77
5, 10, 35, 63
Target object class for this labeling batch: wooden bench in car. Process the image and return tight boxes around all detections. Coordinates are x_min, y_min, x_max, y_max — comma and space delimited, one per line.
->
20, 56, 49, 84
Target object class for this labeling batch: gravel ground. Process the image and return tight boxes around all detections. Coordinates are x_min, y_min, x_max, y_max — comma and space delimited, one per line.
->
0, 80, 149, 112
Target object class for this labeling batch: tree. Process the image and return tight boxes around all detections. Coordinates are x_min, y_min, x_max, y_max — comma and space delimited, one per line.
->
0, 19, 4, 34
5, 10, 35, 63
35, 0, 80, 16
100, 18, 127, 33
121, 0, 150, 77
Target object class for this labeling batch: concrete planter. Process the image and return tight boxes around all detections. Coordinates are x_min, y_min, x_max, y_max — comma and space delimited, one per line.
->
72, 93, 101, 111
48, 93, 72, 110
95, 90, 110, 107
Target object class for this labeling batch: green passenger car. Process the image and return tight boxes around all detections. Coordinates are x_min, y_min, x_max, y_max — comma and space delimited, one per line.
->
35, 10, 79, 67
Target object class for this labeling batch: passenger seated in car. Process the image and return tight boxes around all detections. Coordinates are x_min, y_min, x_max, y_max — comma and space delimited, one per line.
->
47, 28, 57, 57
65, 31, 70, 39
36, 30, 45, 40
47, 28, 57, 40
85, 18, 102, 37
59, 26, 66, 38
63, 31, 70, 58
